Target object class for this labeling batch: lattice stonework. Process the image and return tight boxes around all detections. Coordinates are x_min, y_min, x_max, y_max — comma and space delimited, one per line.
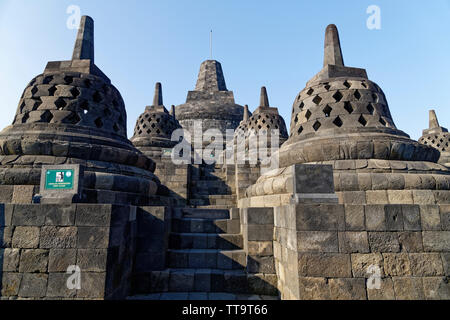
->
419, 133, 450, 153
133, 111, 180, 139
289, 78, 396, 138
14, 71, 127, 137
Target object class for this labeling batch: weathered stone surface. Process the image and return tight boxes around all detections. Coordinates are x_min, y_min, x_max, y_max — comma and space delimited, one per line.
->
297, 231, 338, 253
1, 273, 22, 296
365, 206, 385, 231
77, 227, 109, 248
422, 277, 450, 300
392, 277, 425, 300
0, 248, 20, 271
12, 226, 40, 248
40, 226, 77, 249
383, 253, 411, 276
76, 249, 107, 272
409, 253, 444, 276
12, 205, 45, 226
368, 232, 400, 252
351, 253, 384, 277
298, 253, 351, 277
420, 205, 441, 230
45, 205, 76, 226
338, 232, 369, 253
402, 205, 421, 231
48, 249, 76, 272
423, 231, 450, 251
397, 232, 423, 252
329, 278, 366, 300
19, 249, 49, 273
344, 205, 365, 231
367, 277, 395, 300
298, 277, 330, 300
76, 272, 106, 298
18, 273, 48, 298
47, 273, 77, 298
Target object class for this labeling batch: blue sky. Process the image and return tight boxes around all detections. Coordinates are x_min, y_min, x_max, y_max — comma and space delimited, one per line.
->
0, 0, 449, 140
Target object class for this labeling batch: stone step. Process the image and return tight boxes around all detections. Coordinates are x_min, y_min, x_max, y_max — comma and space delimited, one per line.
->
167, 249, 246, 269
195, 205, 235, 210
189, 197, 235, 206
181, 208, 229, 219
127, 292, 279, 300
170, 233, 243, 250
191, 181, 230, 188
172, 217, 240, 234
132, 268, 279, 296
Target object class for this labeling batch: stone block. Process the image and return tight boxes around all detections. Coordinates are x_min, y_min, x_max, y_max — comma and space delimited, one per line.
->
338, 232, 369, 253
12, 205, 45, 226
44, 205, 76, 226
402, 205, 421, 231
368, 232, 400, 252
412, 190, 435, 205
18, 273, 48, 298
298, 277, 330, 300
441, 205, 450, 230
19, 249, 49, 273
48, 249, 76, 272
298, 253, 351, 277
246, 207, 273, 225
422, 231, 450, 252
383, 253, 411, 276
351, 253, 384, 277
247, 225, 273, 241
77, 227, 109, 249
420, 205, 441, 230
12, 226, 40, 248
342, 191, 366, 205
344, 205, 365, 231
247, 241, 273, 256
295, 204, 345, 231
365, 205, 385, 231
77, 249, 108, 272
247, 255, 275, 274
1, 272, 22, 296
392, 277, 425, 300
387, 190, 413, 204
397, 232, 423, 252
76, 272, 106, 298
366, 191, 388, 205
12, 185, 34, 204
297, 231, 338, 253
169, 270, 194, 292
384, 205, 403, 231
442, 253, 450, 276
408, 253, 444, 277
0, 226, 13, 248
75, 204, 111, 226
47, 273, 77, 298
422, 277, 450, 300
367, 277, 395, 300
293, 164, 335, 194
329, 278, 366, 300
194, 270, 211, 292
40, 226, 77, 249
0, 248, 20, 271
149, 270, 169, 293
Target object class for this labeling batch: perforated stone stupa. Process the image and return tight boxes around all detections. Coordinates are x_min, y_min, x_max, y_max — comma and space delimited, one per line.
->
419, 110, 450, 167
0, 16, 160, 204
175, 60, 245, 139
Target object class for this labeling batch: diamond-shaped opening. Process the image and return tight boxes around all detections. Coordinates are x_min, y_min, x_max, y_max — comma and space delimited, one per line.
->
324, 83, 331, 90
367, 103, 374, 115
312, 95, 322, 105
358, 115, 367, 126
144, 114, 149, 119
138, 130, 142, 135
361, 82, 368, 88
343, 80, 351, 89
294, 115, 299, 123
43, 75, 54, 85
298, 126, 304, 134
146, 129, 151, 134
262, 119, 266, 124
151, 123, 156, 128
33, 98, 42, 111
113, 123, 120, 132
64, 76, 74, 84
323, 105, 332, 117
54, 97, 67, 110
31, 86, 38, 95
21, 112, 29, 123
156, 129, 161, 134
93, 91, 102, 103
48, 86, 57, 96
70, 87, 80, 98
333, 116, 343, 127
379, 117, 387, 126
313, 121, 321, 131
84, 79, 92, 88
299, 102, 305, 110
63, 112, 81, 124
372, 93, 379, 102
258, 125, 262, 129
344, 101, 354, 114
333, 91, 343, 102
307, 88, 314, 96
354, 90, 361, 100
40, 110, 53, 122
156, 118, 161, 123
305, 110, 312, 120
94, 117, 103, 128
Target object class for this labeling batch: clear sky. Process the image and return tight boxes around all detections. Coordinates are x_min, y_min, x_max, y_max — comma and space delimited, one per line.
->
1, 0, 449, 140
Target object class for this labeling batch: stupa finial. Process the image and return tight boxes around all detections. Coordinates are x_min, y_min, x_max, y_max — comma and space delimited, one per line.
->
260, 87, 270, 107
72, 16, 94, 62
243, 105, 249, 122
429, 110, 440, 129
323, 24, 344, 67
153, 82, 163, 106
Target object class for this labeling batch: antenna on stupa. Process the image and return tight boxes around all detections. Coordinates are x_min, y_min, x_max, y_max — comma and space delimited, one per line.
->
153, 82, 163, 106
260, 87, 270, 107
72, 16, 95, 62
323, 24, 344, 67
210, 30, 213, 59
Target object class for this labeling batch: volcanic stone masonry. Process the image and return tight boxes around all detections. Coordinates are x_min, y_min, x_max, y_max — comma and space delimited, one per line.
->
0, 17, 449, 300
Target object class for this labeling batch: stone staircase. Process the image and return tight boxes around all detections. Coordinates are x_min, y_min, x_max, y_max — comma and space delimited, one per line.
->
188, 164, 236, 208
128, 207, 278, 300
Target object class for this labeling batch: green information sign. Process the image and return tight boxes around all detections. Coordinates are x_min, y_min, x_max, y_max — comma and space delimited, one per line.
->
44, 169, 75, 190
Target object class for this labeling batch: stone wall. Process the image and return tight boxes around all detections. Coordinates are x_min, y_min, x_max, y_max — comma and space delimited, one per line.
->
0, 203, 137, 299
273, 203, 450, 300
154, 158, 190, 207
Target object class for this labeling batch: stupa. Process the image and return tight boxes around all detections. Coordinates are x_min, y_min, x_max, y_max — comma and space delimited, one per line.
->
419, 110, 450, 167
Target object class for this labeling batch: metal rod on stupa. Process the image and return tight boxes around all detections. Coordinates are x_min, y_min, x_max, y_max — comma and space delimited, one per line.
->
171, 105, 176, 119
153, 82, 163, 106
260, 87, 270, 107
429, 110, 440, 129
323, 24, 344, 67
72, 16, 95, 62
